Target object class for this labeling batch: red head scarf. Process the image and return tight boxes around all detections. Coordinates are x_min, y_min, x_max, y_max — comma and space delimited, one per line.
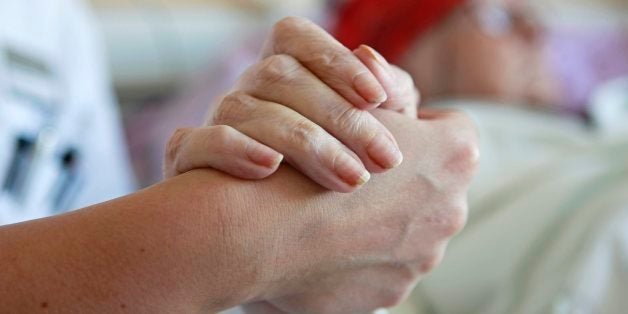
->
333, 0, 466, 62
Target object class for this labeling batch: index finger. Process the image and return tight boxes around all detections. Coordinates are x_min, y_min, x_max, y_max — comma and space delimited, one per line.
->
261, 17, 387, 110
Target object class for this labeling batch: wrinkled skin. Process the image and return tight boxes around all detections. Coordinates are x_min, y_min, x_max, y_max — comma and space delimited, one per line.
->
165, 17, 479, 313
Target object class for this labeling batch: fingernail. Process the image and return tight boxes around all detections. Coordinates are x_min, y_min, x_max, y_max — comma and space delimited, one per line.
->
361, 45, 388, 68
360, 45, 395, 83
353, 71, 387, 104
247, 144, 283, 168
334, 151, 370, 187
366, 134, 403, 169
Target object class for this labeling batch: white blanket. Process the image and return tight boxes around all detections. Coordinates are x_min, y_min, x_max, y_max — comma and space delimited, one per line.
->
402, 102, 628, 314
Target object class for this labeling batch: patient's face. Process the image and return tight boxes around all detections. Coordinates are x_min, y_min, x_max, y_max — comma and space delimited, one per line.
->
402, 0, 559, 106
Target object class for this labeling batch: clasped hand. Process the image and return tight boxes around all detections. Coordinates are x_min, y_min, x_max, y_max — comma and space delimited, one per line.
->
164, 17, 478, 314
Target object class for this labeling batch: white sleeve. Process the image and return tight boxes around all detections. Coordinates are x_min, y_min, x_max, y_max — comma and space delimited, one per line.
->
59, 0, 136, 209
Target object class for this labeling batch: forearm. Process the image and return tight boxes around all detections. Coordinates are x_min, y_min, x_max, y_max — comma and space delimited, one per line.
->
0, 110, 434, 313
0, 168, 284, 312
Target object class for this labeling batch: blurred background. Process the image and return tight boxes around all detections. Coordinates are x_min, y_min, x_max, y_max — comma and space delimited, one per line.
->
91, 0, 323, 106
1, 0, 625, 312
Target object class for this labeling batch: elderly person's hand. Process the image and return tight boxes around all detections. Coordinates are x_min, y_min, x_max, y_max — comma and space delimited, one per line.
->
164, 17, 419, 192
164, 17, 477, 313
239, 109, 477, 314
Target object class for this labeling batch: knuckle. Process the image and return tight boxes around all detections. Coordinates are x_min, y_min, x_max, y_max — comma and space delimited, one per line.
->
447, 136, 480, 175
441, 201, 468, 237
421, 199, 468, 238
209, 125, 237, 147
440, 113, 480, 176
257, 54, 302, 85
391, 262, 420, 286
165, 128, 191, 164
288, 118, 324, 153
164, 128, 193, 177
418, 253, 443, 273
309, 48, 349, 72
213, 91, 252, 125
330, 105, 370, 137
272, 16, 311, 38
269, 16, 316, 55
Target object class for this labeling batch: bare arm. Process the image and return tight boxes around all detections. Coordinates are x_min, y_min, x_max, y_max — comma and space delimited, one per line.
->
1, 166, 328, 313
0, 109, 477, 313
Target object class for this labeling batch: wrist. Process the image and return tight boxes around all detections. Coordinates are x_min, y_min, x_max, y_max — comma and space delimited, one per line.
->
166, 169, 293, 308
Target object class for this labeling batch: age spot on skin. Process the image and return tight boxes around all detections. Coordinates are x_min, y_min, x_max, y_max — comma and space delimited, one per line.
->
120, 303, 127, 309
40, 301, 48, 308
140, 248, 146, 253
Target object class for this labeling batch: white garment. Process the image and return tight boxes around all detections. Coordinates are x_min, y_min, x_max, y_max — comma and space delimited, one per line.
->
0, 0, 135, 225
405, 103, 628, 314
